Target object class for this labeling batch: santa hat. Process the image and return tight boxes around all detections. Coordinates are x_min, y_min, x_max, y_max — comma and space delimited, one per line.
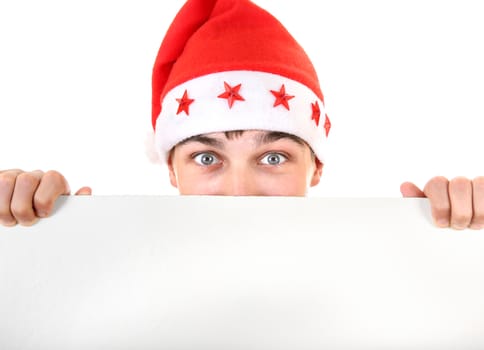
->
150, 0, 330, 163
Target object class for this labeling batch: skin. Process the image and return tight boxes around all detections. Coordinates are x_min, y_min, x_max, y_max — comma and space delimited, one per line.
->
400, 177, 484, 230
167, 130, 322, 196
0, 170, 91, 227
0, 130, 483, 229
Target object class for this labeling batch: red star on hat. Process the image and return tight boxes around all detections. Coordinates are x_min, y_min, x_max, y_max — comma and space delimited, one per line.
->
311, 101, 320, 126
324, 114, 331, 137
176, 90, 194, 115
218, 82, 245, 108
270, 84, 294, 110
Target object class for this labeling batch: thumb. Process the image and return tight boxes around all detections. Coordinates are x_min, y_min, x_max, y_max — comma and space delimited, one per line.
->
400, 181, 426, 198
75, 186, 92, 195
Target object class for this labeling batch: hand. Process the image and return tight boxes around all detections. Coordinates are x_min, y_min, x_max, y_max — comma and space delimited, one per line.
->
0, 169, 91, 227
400, 176, 484, 230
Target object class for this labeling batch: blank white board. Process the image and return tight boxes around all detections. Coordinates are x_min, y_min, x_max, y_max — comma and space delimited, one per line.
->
1, 196, 484, 349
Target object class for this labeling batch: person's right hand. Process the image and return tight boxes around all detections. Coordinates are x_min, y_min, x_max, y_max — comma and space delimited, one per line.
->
0, 169, 91, 227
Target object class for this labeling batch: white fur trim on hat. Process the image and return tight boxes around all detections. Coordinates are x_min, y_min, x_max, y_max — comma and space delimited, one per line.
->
154, 70, 327, 163
145, 130, 161, 164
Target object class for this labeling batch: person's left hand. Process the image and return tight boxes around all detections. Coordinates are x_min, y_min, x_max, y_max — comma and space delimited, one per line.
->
401, 176, 484, 230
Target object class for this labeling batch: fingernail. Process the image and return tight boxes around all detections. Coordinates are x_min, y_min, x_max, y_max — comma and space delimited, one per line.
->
452, 224, 466, 230
1, 219, 17, 227
437, 219, 449, 227
37, 211, 48, 218
20, 218, 39, 227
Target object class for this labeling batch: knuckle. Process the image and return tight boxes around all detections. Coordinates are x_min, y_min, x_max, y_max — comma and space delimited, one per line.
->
43, 170, 66, 186
43, 170, 70, 195
450, 176, 470, 187
473, 176, 484, 183
472, 176, 484, 190
430, 175, 448, 184
449, 178, 471, 200
0, 173, 16, 188
16, 172, 39, 188
424, 176, 448, 192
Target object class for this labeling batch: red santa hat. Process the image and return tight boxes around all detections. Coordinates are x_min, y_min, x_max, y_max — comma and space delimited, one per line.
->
150, 0, 331, 162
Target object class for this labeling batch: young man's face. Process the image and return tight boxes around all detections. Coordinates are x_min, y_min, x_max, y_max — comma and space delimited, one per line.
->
167, 130, 323, 196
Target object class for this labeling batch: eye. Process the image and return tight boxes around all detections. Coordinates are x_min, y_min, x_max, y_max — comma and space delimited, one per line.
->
260, 152, 288, 165
193, 152, 221, 166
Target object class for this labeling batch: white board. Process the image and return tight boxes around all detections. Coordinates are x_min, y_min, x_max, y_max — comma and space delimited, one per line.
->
1, 197, 484, 349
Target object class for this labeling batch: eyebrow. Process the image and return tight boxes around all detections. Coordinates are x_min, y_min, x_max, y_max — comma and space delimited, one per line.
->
177, 135, 226, 149
177, 131, 306, 150
255, 131, 306, 147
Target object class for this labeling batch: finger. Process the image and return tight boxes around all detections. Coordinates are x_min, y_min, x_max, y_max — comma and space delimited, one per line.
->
448, 176, 473, 230
10, 170, 44, 226
75, 186, 92, 195
0, 169, 24, 174
0, 170, 24, 226
470, 176, 484, 230
423, 176, 451, 228
32, 170, 70, 219
400, 182, 426, 197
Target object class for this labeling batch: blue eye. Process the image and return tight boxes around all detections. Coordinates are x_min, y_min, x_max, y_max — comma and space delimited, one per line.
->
193, 152, 221, 166
260, 153, 287, 165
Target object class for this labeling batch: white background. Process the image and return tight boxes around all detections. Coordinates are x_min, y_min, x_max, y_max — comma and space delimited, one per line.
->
1, 0, 483, 196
